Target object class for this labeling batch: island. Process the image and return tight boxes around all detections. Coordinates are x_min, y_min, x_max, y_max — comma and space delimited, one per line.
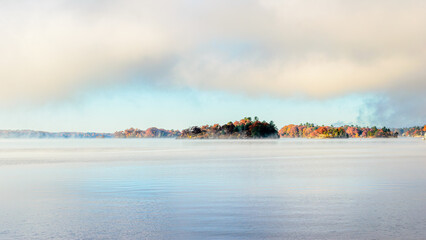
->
279, 123, 399, 138
114, 127, 180, 138
1, 120, 425, 139
395, 126, 426, 137
179, 117, 278, 139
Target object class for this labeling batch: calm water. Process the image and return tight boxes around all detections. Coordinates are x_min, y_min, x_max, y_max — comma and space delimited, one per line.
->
0, 138, 425, 239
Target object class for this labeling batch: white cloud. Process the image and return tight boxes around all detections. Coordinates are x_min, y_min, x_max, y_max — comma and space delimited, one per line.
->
0, 0, 425, 103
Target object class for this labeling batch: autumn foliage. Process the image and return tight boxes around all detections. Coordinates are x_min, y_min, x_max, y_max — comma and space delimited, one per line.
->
114, 127, 180, 138
396, 125, 426, 137
278, 123, 398, 138
180, 117, 278, 139
2, 122, 424, 139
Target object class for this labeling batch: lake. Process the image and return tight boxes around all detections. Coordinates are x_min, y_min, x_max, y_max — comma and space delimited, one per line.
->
0, 138, 425, 239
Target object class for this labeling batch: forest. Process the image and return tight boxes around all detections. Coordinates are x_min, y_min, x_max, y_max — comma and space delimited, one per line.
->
279, 123, 399, 138
179, 117, 278, 139
114, 127, 180, 138
395, 126, 426, 137
2, 121, 425, 139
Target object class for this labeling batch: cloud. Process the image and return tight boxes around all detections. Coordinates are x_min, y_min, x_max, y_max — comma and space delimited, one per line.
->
0, 0, 179, 102
0, 0, 425, 106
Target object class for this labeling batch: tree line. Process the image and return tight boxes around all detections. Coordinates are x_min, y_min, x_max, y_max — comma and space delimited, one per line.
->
2, 119, 424, 139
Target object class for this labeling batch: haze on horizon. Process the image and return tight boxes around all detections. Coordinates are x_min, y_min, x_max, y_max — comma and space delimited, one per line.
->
0, 0, 425, 132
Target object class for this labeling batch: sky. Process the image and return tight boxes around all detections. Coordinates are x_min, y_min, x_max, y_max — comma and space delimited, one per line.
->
0, 0, 425, 132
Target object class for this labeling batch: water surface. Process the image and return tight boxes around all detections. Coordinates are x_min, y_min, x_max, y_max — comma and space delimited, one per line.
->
0, 138, 425, 239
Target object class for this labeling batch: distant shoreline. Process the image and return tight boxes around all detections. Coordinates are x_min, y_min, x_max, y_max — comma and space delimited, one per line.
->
1, 117, 424, 139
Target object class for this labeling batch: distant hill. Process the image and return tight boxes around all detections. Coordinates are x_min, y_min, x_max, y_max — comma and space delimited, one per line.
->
0, 130, 114, 138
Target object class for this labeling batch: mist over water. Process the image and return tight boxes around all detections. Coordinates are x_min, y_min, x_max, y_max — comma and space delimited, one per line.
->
0, 138, 425, 239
